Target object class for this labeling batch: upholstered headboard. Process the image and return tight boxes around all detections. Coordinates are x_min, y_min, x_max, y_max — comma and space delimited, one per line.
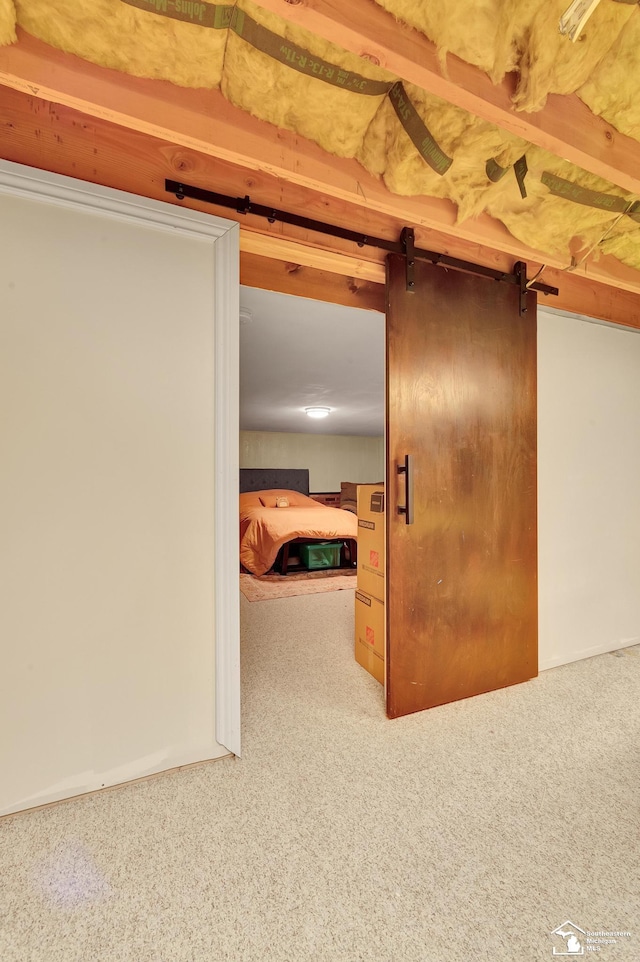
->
239, 468, 310, 496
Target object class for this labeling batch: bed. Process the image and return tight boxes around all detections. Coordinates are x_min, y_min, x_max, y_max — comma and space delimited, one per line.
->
239, 469, 358, 576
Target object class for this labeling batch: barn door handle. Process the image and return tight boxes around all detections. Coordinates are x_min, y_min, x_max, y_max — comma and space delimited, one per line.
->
397, 454, 414, 525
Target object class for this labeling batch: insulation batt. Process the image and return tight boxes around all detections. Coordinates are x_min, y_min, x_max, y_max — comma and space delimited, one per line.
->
507, 0, 634, 111
358, 82, 527, 223
372, 0, 632, 111
371, 0, 514, 75
222, 0, 394, 159
578, 6, 640, 141
485, 146, 640, 261
14, 0, 227, 88
0, 0, 16, 46
4, 0, 640, 273
600, 228, 640, 270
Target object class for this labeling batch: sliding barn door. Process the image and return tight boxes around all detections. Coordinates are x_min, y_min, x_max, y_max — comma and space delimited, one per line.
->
386, 254, 538, 718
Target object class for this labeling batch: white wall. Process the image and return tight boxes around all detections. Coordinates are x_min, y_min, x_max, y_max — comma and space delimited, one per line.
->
239, 430, 384, 491
538, 309, 640, 670
0, 167, 238, 815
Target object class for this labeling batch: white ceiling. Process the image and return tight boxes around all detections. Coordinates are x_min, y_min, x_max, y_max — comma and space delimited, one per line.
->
239, 286, 385, 437
238, 295, 635, 440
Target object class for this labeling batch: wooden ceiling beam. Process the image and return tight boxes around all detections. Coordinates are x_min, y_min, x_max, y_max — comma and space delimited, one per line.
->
2, 31, 640, 302
241, 230, 384, 284
252, 0, 640, 197
241, 251, 385, 312
0, 73, 639, 327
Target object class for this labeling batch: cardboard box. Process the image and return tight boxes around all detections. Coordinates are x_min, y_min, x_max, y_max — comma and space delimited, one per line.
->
355, 588, 385, 685
357, 483, 385, 602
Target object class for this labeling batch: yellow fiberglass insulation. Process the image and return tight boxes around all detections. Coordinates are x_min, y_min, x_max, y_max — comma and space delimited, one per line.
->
375, 0, 631, 112
7, 0, 640, 276
357, 94, 449, 203
485, 147, 640, 261
590, 197, 640, 270
600, 228, 640, 271
0, 0, 16, 46
508, 0, 634, 112
357, 82, 527, 223
221, 0, 395, 159
15, 0, 227, 89
578, 6, 640, 142
371, 0, 511, 76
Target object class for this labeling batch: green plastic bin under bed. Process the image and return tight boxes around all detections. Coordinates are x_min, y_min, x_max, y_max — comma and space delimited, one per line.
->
299, 541, 343, 570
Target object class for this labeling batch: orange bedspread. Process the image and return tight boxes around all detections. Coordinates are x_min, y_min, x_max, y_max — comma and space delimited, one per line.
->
240, 495, 358, 576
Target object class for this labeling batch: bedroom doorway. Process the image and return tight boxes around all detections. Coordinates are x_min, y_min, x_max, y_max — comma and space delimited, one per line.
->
237, 283, 385, 693
238, 249, 539, 722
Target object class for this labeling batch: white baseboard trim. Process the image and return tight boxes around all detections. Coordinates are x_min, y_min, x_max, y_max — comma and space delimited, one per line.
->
539, 636, 639, 672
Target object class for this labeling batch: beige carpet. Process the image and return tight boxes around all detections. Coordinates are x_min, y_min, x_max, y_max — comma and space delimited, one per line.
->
240, 567, 357, 601
1, 591, 638, 961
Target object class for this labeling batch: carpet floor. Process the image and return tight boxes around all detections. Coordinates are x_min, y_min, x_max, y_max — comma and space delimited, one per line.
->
1, 591, 638, 961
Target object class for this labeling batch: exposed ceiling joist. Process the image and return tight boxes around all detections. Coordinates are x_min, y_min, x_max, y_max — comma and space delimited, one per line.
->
241, 230, 384, 284
241, 251, 386, 312
2, 30, 640, 305
2, 84, 639, 329
251, 0, 640, 197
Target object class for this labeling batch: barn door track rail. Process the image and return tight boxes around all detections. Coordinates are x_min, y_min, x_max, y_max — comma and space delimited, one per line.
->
166, 180, 558, 314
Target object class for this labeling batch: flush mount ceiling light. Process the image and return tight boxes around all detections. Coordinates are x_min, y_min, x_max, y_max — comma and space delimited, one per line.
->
305, 406, 331, 419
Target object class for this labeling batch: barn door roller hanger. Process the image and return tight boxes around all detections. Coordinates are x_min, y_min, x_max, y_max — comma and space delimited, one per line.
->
166, 180, 557, 315
401, 227, 543, 314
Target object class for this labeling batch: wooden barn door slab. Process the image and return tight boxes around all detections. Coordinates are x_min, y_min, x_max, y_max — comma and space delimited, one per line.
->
386, 254, 538, 718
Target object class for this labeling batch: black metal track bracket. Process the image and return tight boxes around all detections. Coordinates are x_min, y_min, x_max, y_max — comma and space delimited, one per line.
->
165, 179, 558, 304
401, 227, 416, 293
514, 261, 529, 316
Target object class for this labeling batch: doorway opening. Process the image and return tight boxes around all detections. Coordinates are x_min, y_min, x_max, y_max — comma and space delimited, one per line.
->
237, 284, 386, 708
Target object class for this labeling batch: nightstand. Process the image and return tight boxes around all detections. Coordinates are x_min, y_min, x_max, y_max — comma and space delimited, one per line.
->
309, 492, 341, 508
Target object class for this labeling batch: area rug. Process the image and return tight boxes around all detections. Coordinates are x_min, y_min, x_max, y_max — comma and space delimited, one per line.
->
240, 568, 357, 602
